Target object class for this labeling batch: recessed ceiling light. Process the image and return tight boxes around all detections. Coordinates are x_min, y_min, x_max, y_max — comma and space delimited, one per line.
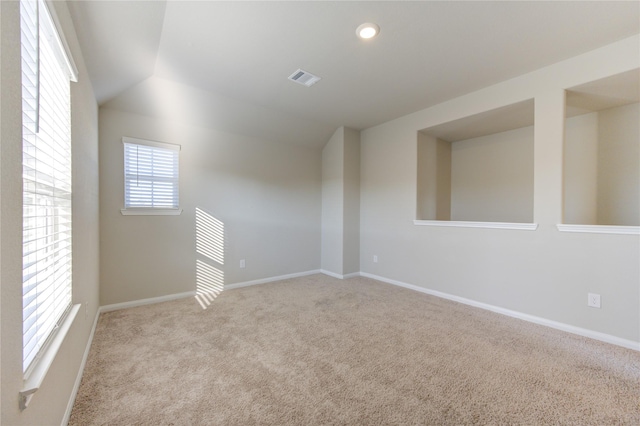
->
356, 23, 380, 40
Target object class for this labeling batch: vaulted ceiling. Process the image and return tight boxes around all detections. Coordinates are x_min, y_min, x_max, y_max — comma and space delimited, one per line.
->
67, 1, 639, 147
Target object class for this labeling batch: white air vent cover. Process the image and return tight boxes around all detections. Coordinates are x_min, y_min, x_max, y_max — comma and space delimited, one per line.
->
288, 69, 321, 87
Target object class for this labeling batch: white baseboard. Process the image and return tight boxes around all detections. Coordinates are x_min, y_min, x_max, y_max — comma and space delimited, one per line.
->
225, 269, 322, 290
320, 270, 361, 280
100, 291, 196, 313
61, 307, 100, 426
100, 270, 323, 313
343, 272, 361, 279
320, 269, 343, 279
360, 272, 640, 352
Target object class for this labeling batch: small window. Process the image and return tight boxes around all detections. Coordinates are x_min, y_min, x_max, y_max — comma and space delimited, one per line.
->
122, 137, 181, 215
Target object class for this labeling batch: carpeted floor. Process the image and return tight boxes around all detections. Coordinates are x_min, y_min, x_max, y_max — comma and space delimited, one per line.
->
69, 274, 640, 425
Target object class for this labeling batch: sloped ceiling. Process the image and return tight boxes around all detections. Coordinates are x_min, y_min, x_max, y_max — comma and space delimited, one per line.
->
66, 1, 167, 103
68, 1, 640, 148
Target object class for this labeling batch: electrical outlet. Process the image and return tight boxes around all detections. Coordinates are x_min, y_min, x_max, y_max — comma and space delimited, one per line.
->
240, 259, 246, 269
373, 255, 378, 263
587, 293, 601, 308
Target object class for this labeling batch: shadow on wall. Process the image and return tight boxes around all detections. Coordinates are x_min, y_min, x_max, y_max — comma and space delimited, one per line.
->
195, 207, 224, 309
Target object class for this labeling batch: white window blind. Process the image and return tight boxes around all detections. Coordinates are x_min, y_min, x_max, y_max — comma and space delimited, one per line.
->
21, 0, 76, 374
123, 137, 180, 210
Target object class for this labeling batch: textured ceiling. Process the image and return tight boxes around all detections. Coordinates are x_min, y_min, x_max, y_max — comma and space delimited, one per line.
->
67, 1, 640, 147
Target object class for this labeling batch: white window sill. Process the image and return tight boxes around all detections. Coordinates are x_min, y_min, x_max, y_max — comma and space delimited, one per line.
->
121, 208, 183, 216
20, 304, 80, 410
556, 224, 640, 235
413, 220, 538, 230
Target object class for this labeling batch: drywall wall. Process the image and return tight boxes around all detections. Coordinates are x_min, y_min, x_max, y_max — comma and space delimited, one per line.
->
450, 125, 534, 223
416, 132, 435, 220
99, 107, 321, 305
360, 35, 640, 343
1, 2, 100, 424
321, 128, 344, 275
564, 113, 598, 224
436, 138, 452, 221
418, 123, 533, 224
597, 102, 639, 226
343, 128, 361, 275
416, 132, 452, 221
321, 127, 361, 276
563, 104, 639, 226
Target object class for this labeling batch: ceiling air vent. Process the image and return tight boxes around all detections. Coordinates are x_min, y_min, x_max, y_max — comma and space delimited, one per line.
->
288, 69, 321, 87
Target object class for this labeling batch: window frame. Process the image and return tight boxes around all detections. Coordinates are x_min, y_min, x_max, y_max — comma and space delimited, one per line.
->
19, 0, 80, 410
121, 136, 182, 216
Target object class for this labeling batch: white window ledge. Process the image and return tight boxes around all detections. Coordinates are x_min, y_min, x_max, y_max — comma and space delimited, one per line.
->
20, 304, 80, 411
557, 224, 640, 235
121, 208, 183, 216
413, 220, 538, 230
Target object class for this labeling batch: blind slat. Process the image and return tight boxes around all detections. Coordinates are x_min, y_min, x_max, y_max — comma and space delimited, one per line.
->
123, 140, 180, 209
21, 0, 74, 373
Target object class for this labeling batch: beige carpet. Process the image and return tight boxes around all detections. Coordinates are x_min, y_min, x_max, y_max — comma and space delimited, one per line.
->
70, 274, 640, 425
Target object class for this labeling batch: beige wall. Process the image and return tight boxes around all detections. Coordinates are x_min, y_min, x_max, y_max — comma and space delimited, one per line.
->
360, 35, 640, 343
563, 103, 639, 226
564, 113, 599, 224
343, 128, 361, 275
418, 124, 533, 223
321, 127, 360, 276
321, 128, 344, 274
450, 126, 534, 223
1, 2, 100, 424
416, 132, 452, 221
99, 108, 321, 305
436, 138, 452, 221
597, 102, 639, 226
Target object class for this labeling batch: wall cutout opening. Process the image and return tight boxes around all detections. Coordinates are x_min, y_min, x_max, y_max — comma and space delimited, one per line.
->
416, 99, 535, 225
195, 207, 225, 309
563, 69, 639, 230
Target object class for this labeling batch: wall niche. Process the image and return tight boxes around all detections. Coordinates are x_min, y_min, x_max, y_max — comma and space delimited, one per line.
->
564, 69, 639, 227
417, 99, 535, 224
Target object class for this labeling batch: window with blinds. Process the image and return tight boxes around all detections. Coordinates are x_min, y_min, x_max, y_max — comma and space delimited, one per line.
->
123, 137, 181, 212
21, 0, 77, 374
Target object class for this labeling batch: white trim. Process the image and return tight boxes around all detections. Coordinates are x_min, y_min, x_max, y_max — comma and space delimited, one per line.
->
100, 291, 196, 313
20, 304, 81, 410
414, 220, 538, 230
360, 272, 640, 352
225, 270, 322, 290
320, 270, 361, 280
121, 208, 183, 216
99, 270, 323, 313
43, 0, 78, 82
320, 270, 344, 279
122, 136, 180, 151
557, 224, 640, 235
61, 308, 99, 426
